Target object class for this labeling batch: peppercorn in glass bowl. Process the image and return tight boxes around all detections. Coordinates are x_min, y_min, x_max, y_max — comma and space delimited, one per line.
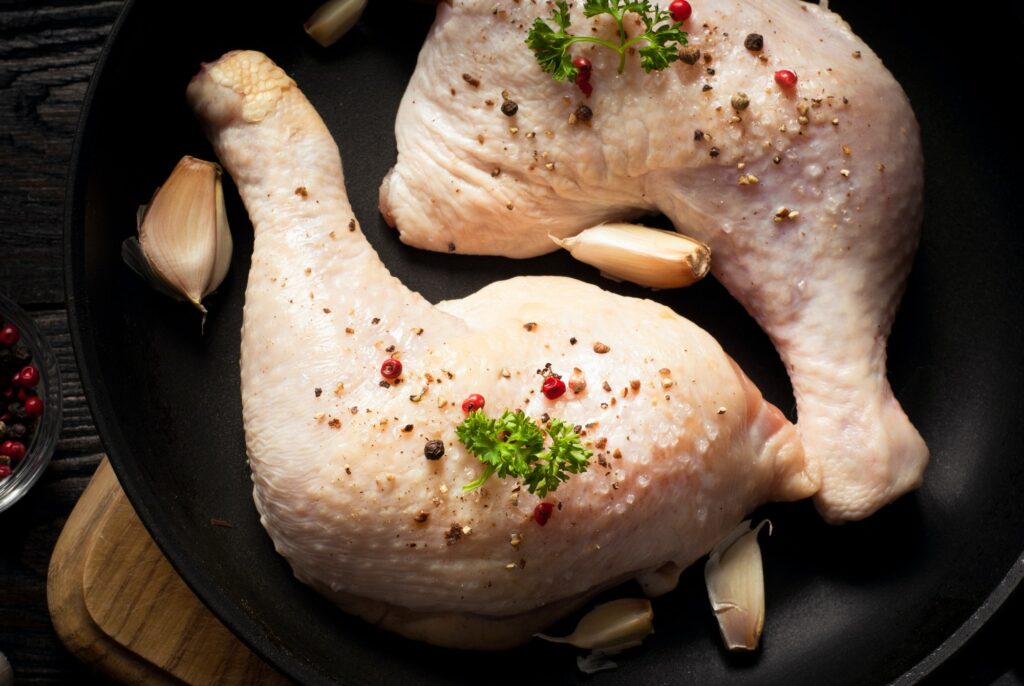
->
0, 293, 62, 514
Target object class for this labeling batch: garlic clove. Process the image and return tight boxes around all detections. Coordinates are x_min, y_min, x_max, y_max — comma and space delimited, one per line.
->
209, 172, 233, 294
550, 223, 711, 290
704, 519, 771, 651
304, 0, 368, 47
122, 237, 184, 302
124, 156, 232, 319
535, 598, 654, 652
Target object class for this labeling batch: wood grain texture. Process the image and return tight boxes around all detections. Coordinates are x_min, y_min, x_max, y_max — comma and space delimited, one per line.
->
46, 459, 172, 686
49, 459, 289, 686
0, 2, 124, 683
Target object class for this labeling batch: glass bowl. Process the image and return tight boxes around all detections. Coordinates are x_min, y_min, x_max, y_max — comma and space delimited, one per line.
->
0, 292, 62, 514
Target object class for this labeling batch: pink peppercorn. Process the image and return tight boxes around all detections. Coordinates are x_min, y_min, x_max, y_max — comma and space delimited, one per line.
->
669, 0, 692, 22
572, 56, 592, 79
0, 324, 18, 347
462, 394, 485, 413
18, 365, 39, 388
24, 395, 43, 418
1, 440, 26, 462
380, 358, 403, 379
533, 502, 554, 526
541, 376, 566, 400
774, 69, 798, 88
573, 57, 593, 97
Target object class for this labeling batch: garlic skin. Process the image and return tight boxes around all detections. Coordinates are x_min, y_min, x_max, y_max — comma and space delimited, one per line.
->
0, 650, 12, 686
305, 0, 368, 47
576, 652, 620, 675
122, 156, 232, 318
535, 598, 654, 651
537, 598, 654, 674
704, 519, 771, 651
550, 224, 711, 289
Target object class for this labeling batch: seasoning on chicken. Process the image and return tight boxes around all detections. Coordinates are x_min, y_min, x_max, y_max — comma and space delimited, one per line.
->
188, 50, 819, 649
379, 0, 928, 522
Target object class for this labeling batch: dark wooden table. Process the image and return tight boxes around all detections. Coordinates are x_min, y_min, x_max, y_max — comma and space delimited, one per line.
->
1, 1, 122, 683
1, 2, 1022, 684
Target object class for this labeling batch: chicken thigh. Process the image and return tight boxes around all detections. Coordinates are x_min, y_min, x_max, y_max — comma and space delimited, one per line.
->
378, 0, 928, 523
187, 50, 818, 648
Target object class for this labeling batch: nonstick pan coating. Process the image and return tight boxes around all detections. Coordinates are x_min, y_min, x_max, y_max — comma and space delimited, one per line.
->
66, 2, 1024, 684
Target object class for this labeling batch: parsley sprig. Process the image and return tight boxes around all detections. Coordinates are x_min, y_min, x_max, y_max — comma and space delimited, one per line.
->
457, 409, 592, 497
525, 0, 688, 81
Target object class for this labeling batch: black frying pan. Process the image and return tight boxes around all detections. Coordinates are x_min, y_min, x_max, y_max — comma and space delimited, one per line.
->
65, 1, 1024, 684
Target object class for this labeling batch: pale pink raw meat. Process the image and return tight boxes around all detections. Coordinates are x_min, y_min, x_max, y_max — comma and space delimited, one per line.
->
187, 50, 818, 648
379, 0, 927, 522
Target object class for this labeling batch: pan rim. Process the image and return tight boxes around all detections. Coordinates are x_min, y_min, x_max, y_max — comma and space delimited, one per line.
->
62, 2, 1024, 684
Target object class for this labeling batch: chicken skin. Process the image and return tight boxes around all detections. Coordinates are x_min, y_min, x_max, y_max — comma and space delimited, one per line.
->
188, 50, 818, 648
379, 0, 927, 522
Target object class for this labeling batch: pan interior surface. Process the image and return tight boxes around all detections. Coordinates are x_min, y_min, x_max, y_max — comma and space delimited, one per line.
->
66, 1, 1024, 684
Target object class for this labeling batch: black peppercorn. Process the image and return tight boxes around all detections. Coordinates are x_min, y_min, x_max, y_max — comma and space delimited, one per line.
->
679, 46, 701, 65
501, 100, 519, 116
574, 105, 593, 122
424, 439, 445, 461
12, 345, 31, 363
709, 146, 721, 158
744, 33, 764, 51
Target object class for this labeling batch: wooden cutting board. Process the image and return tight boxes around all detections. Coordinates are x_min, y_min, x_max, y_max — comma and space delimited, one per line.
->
47, 458, 291, 685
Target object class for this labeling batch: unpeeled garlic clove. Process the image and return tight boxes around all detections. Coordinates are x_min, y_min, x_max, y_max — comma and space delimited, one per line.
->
304, 0, 368, 47
704, 519, 771, 651
122, 156, 232, 321
535, 598, 654, 652
550, 223, 711, 289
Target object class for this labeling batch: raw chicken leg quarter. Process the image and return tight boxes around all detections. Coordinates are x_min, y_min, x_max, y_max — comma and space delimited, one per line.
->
379, 0, 929, 522
188, 50, 819, 649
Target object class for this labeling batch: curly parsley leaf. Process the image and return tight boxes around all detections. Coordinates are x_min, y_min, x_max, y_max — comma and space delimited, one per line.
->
639, 25, 686, 71
458, 409, 592, 497
548, 0, 574, 29
525, 0, 688, 81
521, 418, 593, 497
526, 15, 578, 81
